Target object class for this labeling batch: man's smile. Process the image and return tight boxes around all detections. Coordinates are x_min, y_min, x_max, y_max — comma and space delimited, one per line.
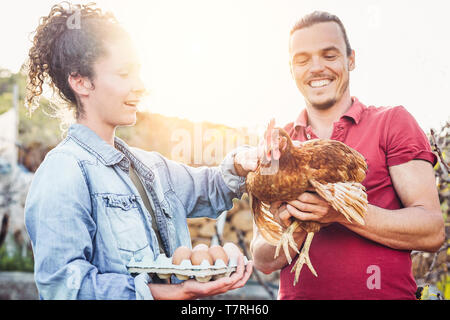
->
307, 78, 334, 89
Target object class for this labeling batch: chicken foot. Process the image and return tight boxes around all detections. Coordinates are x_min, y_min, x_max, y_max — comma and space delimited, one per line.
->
291, 232, 317, 286
274, 220, 300, 264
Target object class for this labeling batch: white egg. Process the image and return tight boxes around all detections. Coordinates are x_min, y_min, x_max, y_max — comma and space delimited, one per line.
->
223, 242, 241, 260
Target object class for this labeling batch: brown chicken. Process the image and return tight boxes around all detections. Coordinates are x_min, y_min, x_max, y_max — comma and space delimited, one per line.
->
247, 120, 368, 285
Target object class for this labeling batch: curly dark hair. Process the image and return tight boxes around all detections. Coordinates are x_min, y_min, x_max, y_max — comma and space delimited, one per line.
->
26, 2, 129, 119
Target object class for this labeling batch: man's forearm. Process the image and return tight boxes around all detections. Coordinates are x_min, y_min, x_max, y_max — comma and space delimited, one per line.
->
338, 204, 445, 252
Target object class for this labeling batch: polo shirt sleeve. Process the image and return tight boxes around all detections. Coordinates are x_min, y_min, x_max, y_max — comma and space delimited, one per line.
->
385, 106, 437, 167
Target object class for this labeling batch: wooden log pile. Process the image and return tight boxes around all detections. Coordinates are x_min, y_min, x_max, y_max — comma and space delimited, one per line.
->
187, 196, 253, 251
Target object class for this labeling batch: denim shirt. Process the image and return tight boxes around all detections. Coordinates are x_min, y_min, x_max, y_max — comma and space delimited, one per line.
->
24, 123, 247, 300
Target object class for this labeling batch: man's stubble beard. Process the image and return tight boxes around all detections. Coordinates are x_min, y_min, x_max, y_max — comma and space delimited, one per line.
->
310, 98, 337, 110
305, 75, 350, 111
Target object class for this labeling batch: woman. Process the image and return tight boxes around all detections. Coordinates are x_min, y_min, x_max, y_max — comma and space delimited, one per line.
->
24, 2, 254, 300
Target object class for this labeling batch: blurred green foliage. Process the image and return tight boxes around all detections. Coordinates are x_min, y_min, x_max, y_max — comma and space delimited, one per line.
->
0, 245, 34, 272
0, 67, 62, 147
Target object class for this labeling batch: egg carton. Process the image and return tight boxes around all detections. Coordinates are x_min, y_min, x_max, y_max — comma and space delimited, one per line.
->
127, 253, 248, 282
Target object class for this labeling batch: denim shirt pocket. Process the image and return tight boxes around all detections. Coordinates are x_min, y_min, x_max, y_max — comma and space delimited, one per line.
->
102, 194, 150, 264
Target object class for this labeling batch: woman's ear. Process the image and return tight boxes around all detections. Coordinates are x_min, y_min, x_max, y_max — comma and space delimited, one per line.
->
68, 73, 93, 98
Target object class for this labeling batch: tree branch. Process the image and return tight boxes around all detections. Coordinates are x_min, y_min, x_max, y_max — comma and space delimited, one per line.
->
430, 128, 449, 175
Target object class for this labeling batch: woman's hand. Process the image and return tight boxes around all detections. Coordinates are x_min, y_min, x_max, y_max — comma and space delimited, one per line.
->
233, 135, 303, 177
233, 146, 260, 177
148, 254, 253, 300
181, 255, 253, 299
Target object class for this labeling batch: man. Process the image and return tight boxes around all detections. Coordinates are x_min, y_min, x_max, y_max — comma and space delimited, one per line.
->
250, 11, 445, 300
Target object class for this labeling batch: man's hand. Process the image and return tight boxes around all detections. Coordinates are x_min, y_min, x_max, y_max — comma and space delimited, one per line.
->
271, 192, 341, 226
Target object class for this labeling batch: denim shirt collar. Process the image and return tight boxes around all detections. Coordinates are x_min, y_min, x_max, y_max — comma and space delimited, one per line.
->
68, 123, 139, 173
67, 123, 168, 249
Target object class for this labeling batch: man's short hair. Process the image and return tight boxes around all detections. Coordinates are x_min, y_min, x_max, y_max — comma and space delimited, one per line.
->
290, 11, 353, 56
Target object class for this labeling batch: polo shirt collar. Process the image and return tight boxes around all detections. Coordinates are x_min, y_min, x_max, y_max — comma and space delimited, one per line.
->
294, 97, 365, 129
294, 108, 308, 128
342, 97, 365, 124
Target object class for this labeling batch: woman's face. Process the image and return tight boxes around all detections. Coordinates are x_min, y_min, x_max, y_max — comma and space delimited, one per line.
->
86, 37, 145, 127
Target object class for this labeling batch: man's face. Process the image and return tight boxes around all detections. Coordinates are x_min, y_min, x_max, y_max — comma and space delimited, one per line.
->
289, 22, 355, 110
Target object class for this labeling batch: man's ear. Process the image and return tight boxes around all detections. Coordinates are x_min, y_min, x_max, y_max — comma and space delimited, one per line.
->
68, 73, 93, 98
348, 49, 356, 71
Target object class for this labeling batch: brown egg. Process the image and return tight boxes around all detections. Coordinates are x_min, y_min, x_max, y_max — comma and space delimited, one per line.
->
192, 243, 209, 251
172, 246, 192, 265
208, 245, 229, 265
190, 250, 213, 266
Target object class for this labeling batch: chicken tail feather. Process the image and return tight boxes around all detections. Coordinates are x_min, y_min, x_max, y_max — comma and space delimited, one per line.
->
309, 179, 367, 225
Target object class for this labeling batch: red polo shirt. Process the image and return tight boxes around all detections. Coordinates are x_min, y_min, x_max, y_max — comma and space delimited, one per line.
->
278, 97, 437, 300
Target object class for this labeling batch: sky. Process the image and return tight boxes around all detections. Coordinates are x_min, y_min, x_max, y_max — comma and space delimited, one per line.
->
1, 0, 449, 133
